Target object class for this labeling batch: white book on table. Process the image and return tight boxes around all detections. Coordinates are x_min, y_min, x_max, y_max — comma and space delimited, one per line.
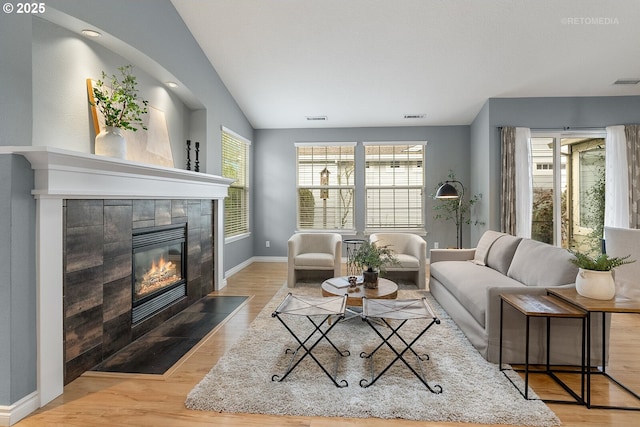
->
326, 277, 351, 288
326, 276, 362, 288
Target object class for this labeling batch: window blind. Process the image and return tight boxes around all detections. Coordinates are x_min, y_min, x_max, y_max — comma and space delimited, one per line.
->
296, 143, 355, 230
222, 128, 250, 238
364, 143, 425, 230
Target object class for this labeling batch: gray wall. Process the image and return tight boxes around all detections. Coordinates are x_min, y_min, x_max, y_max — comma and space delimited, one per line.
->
469, 101, 492, 244
0, 8, 35, 406
253, 126, 470, 256
470, 96, 640, 243
0, 156, 36, 404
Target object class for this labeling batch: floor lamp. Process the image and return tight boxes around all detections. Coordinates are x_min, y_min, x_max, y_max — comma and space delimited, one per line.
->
435, 180, 465, 249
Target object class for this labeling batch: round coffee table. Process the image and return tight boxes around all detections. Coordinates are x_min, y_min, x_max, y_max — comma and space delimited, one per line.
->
321, 277, 398, 307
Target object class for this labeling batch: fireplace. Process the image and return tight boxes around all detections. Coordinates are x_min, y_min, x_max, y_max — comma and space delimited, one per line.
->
132, 224, 187, 324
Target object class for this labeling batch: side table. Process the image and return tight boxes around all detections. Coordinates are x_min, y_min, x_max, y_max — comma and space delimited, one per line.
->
499, 293, 586, 404
548, 287, 640, 410
344, 238, 367, 276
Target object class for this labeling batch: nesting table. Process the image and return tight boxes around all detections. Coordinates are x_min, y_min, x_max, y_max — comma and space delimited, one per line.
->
547, 288, 640, 410
499, 293, 587, 404
500, 289, 640, 410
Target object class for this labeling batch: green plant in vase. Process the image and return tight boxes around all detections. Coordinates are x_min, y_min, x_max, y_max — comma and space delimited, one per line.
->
92, 64, 149, 131
91, 65, 148, 159
569, 251, 634, 271
569, 250, 635, 300
350, 241, 399, 288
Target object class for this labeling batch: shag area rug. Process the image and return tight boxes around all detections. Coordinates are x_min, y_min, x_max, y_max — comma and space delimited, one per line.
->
186, 285, 560, 426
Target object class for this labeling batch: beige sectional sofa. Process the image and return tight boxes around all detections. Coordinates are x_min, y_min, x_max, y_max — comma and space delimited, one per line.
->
429, 230, 609, 365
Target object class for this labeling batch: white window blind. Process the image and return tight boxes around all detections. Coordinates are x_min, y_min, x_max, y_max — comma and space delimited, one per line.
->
222, 127, 250, 238
296, 143, 355, 230
364, 142, 425, 230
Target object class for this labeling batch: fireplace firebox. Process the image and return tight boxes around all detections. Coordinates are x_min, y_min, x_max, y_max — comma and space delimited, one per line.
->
132, 224, 187, 324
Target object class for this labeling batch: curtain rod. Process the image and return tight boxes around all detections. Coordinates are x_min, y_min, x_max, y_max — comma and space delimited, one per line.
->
496, 126, 605, 131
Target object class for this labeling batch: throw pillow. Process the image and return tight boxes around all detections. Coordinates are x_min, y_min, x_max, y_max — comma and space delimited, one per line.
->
472, 230, 505, 266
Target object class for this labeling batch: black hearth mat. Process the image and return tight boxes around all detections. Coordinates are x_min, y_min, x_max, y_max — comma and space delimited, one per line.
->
91, 296, 249, 375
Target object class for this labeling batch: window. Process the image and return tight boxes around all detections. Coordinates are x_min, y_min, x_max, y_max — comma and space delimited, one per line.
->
222, 127, 250, 239
364, 142, 426, 230
530, 132, 605, 251
296, 143, 355, 230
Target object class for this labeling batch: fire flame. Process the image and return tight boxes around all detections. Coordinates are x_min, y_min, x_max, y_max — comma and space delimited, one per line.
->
136, 255, 181, 299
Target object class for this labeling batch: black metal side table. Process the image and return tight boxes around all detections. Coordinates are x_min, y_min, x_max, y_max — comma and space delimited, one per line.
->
344, 238, 367, 276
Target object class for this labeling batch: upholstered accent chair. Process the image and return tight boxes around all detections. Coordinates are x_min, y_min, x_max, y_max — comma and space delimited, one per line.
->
604, 226, 640, 299
369, 233, 427, 289
287, 233, 342, 287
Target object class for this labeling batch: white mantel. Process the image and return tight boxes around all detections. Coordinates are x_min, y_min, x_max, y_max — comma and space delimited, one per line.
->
0, 147, 232, 414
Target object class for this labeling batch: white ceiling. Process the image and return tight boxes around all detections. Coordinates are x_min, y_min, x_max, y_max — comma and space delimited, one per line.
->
172, 0, 640, 129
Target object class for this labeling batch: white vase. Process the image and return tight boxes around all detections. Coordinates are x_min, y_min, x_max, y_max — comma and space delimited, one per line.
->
95, 126, 126, 159
575, 268, 616, 300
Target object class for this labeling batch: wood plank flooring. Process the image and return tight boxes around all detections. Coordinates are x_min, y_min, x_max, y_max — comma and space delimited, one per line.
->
16, 262, 640, 427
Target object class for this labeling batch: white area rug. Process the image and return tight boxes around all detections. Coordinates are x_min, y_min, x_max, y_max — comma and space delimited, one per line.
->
185, 285, 560, 426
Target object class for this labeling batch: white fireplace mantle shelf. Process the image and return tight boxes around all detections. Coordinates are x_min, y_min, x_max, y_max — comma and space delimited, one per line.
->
1, 146, 234, 199
0, 146, 232, 419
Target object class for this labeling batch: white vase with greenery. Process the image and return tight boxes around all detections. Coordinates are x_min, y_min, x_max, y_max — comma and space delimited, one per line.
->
91, 65, 148, 159
95, 126, 126, 158
570, 252, 635, 300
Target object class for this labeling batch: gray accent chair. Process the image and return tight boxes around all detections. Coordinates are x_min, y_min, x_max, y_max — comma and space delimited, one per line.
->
369, 233, 427, 289
287, 233, 342, 287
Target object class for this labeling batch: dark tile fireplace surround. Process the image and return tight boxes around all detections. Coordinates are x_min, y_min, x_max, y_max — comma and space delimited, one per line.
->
63, 198, 215, 384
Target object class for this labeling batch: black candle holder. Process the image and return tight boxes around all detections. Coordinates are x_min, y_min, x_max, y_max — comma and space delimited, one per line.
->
195, 141, 200, 172
186, 140, 191, 170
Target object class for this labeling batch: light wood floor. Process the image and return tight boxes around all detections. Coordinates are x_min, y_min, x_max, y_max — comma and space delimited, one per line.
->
16, 262, 640, 427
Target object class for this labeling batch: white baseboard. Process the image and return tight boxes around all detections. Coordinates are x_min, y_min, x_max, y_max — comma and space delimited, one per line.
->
0, 392, 39, 426
251, 256, 287, 263
224, 256, 287, 281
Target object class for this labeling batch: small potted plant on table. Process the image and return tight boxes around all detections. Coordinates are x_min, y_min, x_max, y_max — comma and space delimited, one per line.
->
570, 251, 635, 300
350, 241, 399, 289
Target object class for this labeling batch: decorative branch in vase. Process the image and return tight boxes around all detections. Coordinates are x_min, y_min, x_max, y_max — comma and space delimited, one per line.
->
91, 65, 148, 159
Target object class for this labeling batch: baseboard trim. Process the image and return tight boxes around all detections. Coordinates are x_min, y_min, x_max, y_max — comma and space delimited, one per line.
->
0, 392, 39, 426
224, 256, 287, 281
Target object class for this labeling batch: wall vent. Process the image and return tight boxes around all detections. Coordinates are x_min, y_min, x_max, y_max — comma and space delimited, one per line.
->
613, 79, 640, 85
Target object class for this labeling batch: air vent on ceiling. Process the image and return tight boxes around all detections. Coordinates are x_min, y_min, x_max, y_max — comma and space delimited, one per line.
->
306, 116, 327, 121
404, 114, 425, 119
614, 79, 640, 85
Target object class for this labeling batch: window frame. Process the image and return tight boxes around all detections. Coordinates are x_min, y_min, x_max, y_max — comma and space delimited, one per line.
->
530, 130, 605, 248
221, 126, 251, 242
363, 141, 427, 233
295, 142, 356, 232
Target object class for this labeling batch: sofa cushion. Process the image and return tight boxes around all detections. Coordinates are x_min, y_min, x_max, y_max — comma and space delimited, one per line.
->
507, 239, 578, 286
430, 261, 524, 327
473, 231, 506, 265
485, 234, 522, 275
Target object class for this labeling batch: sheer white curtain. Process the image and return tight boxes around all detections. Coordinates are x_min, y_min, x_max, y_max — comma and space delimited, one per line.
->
605, 125, 629, 228
515, 127, 532, 238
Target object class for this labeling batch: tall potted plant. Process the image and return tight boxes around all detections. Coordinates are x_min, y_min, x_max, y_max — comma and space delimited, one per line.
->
570, 251, 634, 300
91, 65, 148, 159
